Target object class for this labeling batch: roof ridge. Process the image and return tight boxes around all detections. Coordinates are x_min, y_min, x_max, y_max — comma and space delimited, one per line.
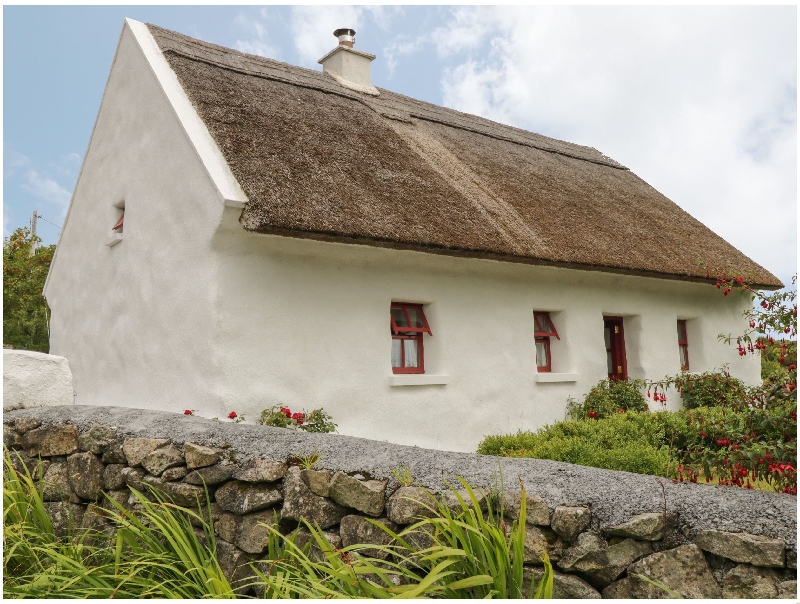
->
147, 23, 626, 170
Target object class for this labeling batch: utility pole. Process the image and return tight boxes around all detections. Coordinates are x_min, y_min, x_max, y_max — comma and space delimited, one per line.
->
30, 211, 38, 256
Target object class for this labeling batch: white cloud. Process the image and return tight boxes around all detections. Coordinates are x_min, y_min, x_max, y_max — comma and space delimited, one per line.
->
52, 152, 82, 178
233, 11, 278, 59
288, 6, 399, 67
383, 37, 424, 78
433, 6, 797, 283
4, 150, 31, 178
289, 5, 366, 67
21, 169, 72, 207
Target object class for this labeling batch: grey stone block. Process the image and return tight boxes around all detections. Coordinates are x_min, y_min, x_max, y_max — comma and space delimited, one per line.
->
695, 530, 785, 568
551, 505, 591, 542
628, 544, 721, 599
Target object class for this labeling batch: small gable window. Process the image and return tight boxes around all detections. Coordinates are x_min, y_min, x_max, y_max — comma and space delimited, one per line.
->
106, 202, 125, 247
677, 320, 689, 371
534, 312, 560, 372
390, 303, 432, 374
112, 212, 124, 234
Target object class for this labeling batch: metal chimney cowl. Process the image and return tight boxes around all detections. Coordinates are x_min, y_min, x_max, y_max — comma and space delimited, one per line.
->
318, 28, 379, 96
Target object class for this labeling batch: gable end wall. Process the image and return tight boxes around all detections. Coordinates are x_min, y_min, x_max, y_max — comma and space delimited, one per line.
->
44, 22, 226, 415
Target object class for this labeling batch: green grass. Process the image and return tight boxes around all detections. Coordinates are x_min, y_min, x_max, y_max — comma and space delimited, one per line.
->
4, 449, 553, 598
4, 450, 235, 598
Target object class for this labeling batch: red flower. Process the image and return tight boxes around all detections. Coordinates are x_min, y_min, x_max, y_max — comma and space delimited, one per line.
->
587, 411, 598, 419
228, 411, 237, 419
280, 407, 292, 418
184, 410, 193, 415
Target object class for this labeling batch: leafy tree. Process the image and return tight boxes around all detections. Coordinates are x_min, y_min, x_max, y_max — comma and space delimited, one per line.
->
3, 227, 55, 352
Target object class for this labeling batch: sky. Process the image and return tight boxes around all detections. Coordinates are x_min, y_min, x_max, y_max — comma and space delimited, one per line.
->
3, 5, 797, 289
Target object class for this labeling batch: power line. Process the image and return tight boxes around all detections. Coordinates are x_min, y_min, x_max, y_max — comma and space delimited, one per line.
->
36, 214, 62, 230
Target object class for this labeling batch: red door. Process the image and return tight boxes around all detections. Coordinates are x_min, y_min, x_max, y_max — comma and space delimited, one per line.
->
604, 317, 627, 380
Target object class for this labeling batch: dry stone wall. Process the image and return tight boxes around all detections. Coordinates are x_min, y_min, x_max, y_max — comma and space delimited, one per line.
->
3, 405, 797, 599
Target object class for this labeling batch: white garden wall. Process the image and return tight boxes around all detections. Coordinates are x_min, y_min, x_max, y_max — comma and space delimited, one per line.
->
2, 350, 74, 410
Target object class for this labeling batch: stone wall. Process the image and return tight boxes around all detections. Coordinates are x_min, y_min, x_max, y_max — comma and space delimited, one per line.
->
3, 405, 797, 599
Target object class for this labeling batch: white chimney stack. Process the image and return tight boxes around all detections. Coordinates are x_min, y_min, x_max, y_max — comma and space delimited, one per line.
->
318, 28, 379, 96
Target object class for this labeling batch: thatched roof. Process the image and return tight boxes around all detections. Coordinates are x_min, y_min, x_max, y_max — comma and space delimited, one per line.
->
148, 24, 782, 288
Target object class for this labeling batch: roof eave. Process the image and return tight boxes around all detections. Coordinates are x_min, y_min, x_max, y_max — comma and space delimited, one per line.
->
241, 224, 785, 290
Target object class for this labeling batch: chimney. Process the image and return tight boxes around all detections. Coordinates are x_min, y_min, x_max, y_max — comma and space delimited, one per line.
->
318, 28, 379, 96
334, 28, 355, 48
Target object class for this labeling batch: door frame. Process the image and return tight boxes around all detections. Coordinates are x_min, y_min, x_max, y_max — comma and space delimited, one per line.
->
604, 316, 628, 380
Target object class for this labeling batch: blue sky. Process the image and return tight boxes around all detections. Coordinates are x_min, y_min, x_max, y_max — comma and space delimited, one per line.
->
4, 5, 797, 287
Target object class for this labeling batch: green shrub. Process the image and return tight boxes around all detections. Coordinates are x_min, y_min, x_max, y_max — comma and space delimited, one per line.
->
672, 370, 749, 409
566, 378, 649, 419
478, 412, 690, 477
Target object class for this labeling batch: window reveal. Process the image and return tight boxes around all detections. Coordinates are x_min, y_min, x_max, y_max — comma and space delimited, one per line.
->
390, 303, 432, 374
534, 312, 560, 372
677, 319, 689, 371
604, 316, 627, 380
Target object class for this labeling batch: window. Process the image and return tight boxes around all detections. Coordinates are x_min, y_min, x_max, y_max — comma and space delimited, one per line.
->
677, 320, 689, 371
534, 312, 560, 372
390, 303, 432, 374
604, 317, 627, 380
112, 210, 124, 234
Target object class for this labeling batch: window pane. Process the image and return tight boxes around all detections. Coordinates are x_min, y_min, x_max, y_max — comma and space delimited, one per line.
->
604, 326, 611, 350
679, 345, 688, 370
607, 350, 614, 375
677, 321, 687, 342
404, 338, 419, 368
391, 308, 408, 329
391, 338, 402, 367
406, 307, 425, 329
535, 340, 548, 367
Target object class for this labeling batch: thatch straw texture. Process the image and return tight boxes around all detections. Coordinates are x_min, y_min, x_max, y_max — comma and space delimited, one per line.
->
148, 24, 781, 288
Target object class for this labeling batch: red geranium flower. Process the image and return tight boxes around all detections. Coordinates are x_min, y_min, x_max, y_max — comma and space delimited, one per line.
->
184, 410, 192, 415
280, 407, 292, 418
228, 411, 237, 419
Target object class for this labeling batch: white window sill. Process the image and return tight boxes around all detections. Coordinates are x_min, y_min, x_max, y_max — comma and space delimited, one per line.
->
534, 373, 579, 383
106, 233, 123, 247
389, 374, 450, 386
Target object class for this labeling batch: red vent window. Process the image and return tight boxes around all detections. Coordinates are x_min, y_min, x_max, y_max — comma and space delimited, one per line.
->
112, 212, 124, 233
534, 312, 560, 372
391, 303, 431, 374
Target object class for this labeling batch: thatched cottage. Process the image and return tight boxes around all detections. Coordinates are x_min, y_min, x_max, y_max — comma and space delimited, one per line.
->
44, 19, 781, 451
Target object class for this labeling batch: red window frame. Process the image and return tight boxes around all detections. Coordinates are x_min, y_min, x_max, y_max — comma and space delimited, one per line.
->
677, 320, 689, 371
534, 312, 560, 373
112, 212, 124, 232
391, 303, 432, 374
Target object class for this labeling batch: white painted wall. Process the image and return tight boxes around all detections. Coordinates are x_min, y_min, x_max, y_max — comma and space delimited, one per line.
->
44, 22, 229, 417
3, 350, 74, 410
211, 208, 760, 452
